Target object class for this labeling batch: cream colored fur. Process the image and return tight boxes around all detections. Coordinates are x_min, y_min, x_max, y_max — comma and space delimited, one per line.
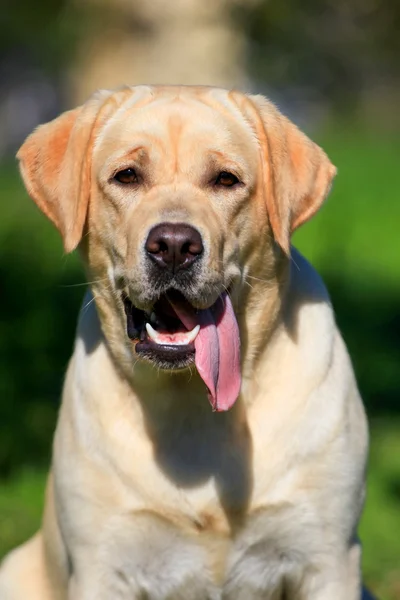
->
0, 86, 369, 599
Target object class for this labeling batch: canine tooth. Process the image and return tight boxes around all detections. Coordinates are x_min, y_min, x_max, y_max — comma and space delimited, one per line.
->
186, 324, 200, 343
145, 322, 159, 342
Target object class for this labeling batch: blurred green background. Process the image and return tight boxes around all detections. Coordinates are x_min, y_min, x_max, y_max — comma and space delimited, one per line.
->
0, 1, 399, 598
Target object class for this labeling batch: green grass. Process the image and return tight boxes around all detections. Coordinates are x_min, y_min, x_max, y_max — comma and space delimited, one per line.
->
0, 469, 46, 558
361, 420, 400, 599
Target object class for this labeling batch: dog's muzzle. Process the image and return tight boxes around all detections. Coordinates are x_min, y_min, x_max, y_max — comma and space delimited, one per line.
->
123, 287, 241, 412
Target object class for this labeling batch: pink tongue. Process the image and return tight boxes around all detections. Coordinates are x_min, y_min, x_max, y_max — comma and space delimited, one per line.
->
170, 293, 241, 411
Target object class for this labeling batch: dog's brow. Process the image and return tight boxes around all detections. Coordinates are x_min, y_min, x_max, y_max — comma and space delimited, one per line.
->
114, 145, 147, 162
207, 150, 245, 173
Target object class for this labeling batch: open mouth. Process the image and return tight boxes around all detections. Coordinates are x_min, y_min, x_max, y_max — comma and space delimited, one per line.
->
123, 289, 242, 411
123, 290, 199, 369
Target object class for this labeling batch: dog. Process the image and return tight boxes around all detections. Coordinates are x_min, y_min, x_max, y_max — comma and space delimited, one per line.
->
0, 85, 370, 599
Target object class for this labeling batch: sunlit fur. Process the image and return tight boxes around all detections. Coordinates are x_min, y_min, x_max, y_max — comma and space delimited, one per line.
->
0, 86, 369, 599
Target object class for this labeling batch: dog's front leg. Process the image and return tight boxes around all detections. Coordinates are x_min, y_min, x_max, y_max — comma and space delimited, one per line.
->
65, 511, 220, 600
67, 570, 146, 600
68, 574, 221, 600
292, 543, 362, 600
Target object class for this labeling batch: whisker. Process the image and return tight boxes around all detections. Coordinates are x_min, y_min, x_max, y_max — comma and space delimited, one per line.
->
244, 274, 271, 283
81, 291, 107, 314
59, 277, 110, 289
221, 283, 233, 301
82, 296, 97, 314
290, 253, 300, 271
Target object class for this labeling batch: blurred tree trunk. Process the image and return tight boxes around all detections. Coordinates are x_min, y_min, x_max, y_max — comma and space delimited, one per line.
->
68, 0, 253, 105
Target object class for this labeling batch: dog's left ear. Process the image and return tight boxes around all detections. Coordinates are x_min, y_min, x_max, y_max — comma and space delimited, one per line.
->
17, 90, 114, 252
247, 94, 337, 254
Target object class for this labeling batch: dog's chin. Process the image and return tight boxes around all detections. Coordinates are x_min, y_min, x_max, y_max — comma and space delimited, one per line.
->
123, 289, 205, 371
135, 340, 195, 370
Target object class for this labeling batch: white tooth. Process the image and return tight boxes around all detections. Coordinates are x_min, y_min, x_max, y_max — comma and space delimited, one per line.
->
185, 324, 200, 344
145, 322, 159, 342
145, 322, 200, 346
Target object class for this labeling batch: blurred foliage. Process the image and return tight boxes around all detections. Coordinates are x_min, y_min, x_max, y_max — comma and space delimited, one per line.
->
0, 0, 80, 74
0, 165, 84, 476
0, 469, 45, 556
240, 0, 400, 114
360, 421, 400, 599
2, 0, 400, 117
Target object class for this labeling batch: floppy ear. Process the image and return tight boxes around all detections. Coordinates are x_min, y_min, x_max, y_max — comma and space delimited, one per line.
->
17, 90, 114, 252
246, 94, 337, 254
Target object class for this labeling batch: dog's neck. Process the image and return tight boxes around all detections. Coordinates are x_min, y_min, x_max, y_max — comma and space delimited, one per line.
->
72, 297, 253, 522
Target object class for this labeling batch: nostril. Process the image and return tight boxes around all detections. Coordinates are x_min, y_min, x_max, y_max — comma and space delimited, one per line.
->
146, 238, 169, 255
181, 240, 203, 257
181, 241, 190, 254
158, 241, 169, 254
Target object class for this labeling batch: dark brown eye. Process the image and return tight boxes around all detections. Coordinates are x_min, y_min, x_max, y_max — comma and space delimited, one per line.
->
215, 171, 240, 187
114, 168, 138, 184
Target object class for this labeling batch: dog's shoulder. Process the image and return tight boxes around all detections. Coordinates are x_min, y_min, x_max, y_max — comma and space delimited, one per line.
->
288, 246, 331, 309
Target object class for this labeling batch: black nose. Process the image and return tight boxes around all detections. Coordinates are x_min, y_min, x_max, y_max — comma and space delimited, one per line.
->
145, 223, 204, 273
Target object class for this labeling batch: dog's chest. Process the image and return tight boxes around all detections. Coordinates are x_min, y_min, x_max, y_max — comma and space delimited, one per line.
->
92, 506, 293, 600
84, 421, 297, 598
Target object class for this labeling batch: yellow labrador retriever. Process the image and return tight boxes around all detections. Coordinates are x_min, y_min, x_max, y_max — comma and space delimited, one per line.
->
0, 86, 370, 599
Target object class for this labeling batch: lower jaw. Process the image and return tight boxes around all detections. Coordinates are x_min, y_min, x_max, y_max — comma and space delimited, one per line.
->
134, 340, 196, 370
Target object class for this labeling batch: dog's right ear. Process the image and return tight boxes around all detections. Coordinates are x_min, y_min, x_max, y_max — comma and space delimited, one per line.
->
237, 93, 336, 255
17, 90, 114, 252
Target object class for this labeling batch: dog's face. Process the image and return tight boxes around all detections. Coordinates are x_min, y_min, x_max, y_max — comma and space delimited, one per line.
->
17, 86, 335, 410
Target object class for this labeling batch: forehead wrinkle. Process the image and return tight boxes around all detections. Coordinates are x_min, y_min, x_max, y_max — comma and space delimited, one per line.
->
94, 86, 155, 148
95, 86, 254, 152
195, 88, 248, 127
94, 87, 191, 155
195, 90, 261, 158
168, 98, 255, 149
175, 126, 255, 175
95, 129, 167, 167
119, 88, 196, 126
167, 114, 184, 175
96, 91, 258, 180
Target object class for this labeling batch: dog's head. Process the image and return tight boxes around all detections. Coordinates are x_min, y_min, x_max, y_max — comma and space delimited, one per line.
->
18, 86, 335, 410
